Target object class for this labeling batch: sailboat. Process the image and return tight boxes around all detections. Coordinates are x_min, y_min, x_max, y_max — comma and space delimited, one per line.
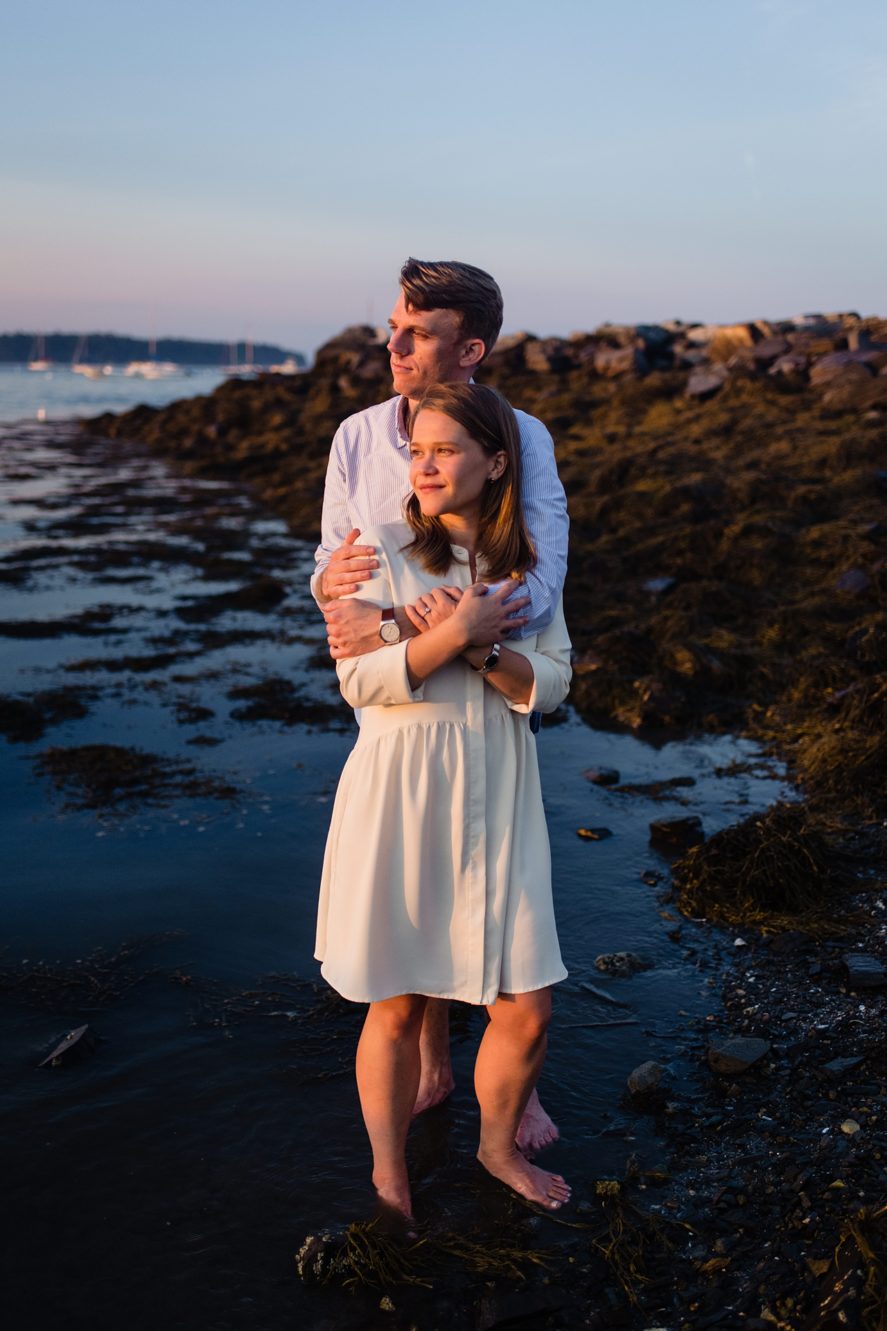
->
72, 334, 112, 379
124, 335, 180, 379
27, 333, 52, 372
223, 337, 259, 377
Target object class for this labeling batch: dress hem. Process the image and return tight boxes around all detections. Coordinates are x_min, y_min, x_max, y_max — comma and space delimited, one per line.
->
316, 961, 568, 1007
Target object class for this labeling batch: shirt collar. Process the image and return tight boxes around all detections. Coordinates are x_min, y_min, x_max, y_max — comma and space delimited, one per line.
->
395, 396, 410, 448
395, 377, 477, 449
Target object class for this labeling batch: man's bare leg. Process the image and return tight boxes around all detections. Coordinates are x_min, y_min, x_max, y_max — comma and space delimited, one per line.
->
413, 1000, 561, 1152
413, 998, 455, 1115
515, 1086, 560, 1155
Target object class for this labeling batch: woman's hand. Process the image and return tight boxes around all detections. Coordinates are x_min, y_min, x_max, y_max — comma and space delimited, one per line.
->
405, 585, 463, 633
453, 582, 530, 647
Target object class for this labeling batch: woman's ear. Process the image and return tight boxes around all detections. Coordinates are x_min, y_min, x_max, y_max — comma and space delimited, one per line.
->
488, 452, 507, 481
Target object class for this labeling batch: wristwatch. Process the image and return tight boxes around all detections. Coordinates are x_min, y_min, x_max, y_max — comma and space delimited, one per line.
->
473, 642, 501, 674
379, 608, 401, 644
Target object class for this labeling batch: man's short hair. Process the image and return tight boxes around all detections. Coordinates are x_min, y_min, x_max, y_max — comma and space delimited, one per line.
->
400, 258, 504, 361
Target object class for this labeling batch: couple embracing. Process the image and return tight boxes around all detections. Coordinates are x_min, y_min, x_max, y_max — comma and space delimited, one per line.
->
311, 259, 572, 1220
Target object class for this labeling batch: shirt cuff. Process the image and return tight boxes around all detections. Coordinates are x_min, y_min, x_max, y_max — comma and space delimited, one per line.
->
373, 640, 426, 704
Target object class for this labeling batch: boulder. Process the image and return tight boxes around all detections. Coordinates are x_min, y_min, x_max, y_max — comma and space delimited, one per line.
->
686, 365, 729, 399
752, 337, 790, 365
593, 345, 649, 378
523, 336, 574, 373
708, 324, 757, 362
810, 351, 877, 388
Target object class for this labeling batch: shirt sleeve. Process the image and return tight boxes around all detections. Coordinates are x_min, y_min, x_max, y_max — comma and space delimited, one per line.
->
334, 529, 427, 709
310, 423, 352, 607
514, 414, 569, 638
502, 597, 572, 715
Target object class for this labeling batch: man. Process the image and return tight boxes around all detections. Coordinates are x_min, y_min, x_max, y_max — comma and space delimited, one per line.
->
313, 258, 568, 1153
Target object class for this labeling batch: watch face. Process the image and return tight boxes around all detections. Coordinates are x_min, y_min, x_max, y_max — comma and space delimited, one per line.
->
380, 622, 400, 643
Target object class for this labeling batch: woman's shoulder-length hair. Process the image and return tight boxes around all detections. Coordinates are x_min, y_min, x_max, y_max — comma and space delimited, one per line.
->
403, 381, 536, 582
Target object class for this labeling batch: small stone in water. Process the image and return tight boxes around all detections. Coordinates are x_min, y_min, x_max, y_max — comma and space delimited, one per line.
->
841, 1119, 861, 1135
583, 766, 620, 786
577, 826, 613, 840
627, 1060, 665, 1095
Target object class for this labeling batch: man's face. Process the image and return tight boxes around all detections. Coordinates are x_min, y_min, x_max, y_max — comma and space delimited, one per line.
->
386, 292, 479, 402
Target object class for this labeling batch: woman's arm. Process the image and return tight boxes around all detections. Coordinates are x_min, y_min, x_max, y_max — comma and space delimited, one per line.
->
464, 597, 572, 713
404, 583, 527, 690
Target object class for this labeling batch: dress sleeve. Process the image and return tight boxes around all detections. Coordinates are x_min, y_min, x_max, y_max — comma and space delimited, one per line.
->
502, 596, 572, 715
513, 414, 569, 638
334, 528, 427, 709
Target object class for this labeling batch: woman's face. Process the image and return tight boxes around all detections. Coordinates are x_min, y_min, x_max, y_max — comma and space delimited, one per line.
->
409, 409, 505, 527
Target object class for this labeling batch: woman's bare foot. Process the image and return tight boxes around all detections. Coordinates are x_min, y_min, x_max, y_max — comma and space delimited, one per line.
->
372, 1169, 414, 1222
477, 1147, 572, 1210
515, 1088, 559, 1155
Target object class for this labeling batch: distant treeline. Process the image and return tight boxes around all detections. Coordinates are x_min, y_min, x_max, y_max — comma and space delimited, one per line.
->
0, 333, 305, 366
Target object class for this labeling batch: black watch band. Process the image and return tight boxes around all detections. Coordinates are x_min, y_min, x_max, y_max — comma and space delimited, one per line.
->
473, 642, 501, 674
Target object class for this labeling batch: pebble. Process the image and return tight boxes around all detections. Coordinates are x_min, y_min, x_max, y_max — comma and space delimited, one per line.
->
707, 1036, 771, 1074
583, 766, 620, 786
841, 1119, 861, 1135
577, 826, 613, 840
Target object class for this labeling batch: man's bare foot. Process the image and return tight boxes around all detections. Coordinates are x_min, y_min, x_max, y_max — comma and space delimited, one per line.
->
477, 1147, 571, 1210
372, 1169, 414, 1222
412, 1065, 456, 1116
515, 1088, 559, 1155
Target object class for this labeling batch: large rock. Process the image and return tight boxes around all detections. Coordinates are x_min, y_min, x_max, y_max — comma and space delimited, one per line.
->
708, 324, 757, 362
686, 364, 729, 399
523, 336, 575, 373
809, 351, 878, 388
593, 345, 649, 378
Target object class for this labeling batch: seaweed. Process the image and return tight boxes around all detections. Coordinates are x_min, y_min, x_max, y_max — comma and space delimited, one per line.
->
672, 801, 843, 930
34, 743, 239, 811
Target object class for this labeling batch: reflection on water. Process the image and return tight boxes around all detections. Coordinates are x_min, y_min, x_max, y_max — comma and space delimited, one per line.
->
0, 423, 789, 1327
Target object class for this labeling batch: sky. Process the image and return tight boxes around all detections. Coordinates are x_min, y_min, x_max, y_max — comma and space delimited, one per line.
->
1, 0, 885, 355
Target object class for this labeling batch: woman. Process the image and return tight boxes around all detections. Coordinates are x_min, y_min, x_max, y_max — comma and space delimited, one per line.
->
315, 382, 571, 1220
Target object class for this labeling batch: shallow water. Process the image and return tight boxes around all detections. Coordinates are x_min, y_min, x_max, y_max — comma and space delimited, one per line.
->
0, 362, 229, 425
0, 423, 789, 1327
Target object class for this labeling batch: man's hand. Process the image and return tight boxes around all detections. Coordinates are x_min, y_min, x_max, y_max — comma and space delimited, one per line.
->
323, 599, 383, 659
452, 582, 530, 645
405, 585, 463, 633
320, 529, 378, 600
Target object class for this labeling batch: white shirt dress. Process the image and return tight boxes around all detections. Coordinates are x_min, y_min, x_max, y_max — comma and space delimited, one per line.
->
315, 521, 570, 1007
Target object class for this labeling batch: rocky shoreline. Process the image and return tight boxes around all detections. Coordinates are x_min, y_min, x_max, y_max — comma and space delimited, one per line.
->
87, 313, 887, 1326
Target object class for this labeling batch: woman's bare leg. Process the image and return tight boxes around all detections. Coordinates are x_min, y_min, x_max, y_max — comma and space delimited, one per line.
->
355, 993, 427, 1218
474, 988, 571, 1209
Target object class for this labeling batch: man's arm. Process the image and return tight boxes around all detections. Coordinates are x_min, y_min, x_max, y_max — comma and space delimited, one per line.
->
515, 414, 569, 637
311, 426, 380, 604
